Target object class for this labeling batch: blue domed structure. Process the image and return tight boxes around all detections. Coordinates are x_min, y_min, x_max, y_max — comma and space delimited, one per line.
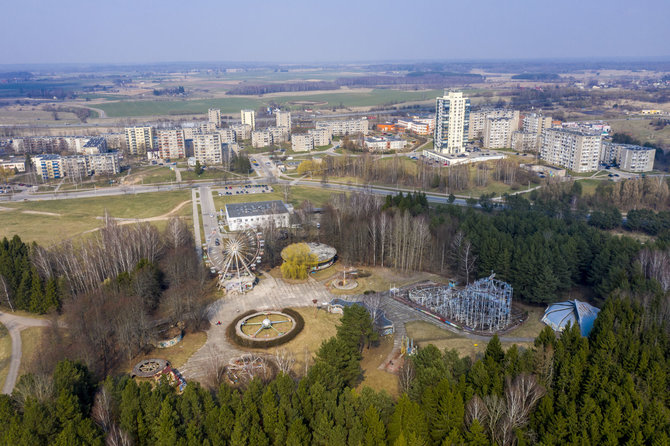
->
541, 300, 600, 337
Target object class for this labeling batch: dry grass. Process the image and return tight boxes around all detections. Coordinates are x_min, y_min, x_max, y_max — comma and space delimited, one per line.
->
0, 323, 11, 390
249, 306, 341, 376
405, 321, 533, 360
126, 331, 208, 373
504, 303, 546, 339
327, 266, 452, 295
357, 336, 398, 397
18, 327, 46, 376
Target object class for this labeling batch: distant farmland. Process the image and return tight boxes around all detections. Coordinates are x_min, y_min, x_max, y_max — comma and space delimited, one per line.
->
96, 89, 444, 117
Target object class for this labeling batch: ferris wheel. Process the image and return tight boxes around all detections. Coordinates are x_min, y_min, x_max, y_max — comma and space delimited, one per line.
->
219, 229, 263, 292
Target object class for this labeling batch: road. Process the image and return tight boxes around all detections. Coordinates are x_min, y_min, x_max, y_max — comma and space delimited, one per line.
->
0, 311, 51, 394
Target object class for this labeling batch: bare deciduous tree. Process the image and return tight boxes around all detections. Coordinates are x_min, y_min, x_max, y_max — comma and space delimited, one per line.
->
273, 348, 296, 375
398, 359, 415, 395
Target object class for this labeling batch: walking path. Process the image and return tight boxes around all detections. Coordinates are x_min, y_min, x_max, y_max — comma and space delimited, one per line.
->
0, 312, 51, 394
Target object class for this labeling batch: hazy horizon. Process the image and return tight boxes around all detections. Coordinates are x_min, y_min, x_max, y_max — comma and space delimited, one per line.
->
2, 0, 669, 65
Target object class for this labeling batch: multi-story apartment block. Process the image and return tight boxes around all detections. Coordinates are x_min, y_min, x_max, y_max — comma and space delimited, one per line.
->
251, 130, 273, 148
523, 113, 553, 137
156, 128, 186, 159
85, 152, 120, 176
315, 119, 369, 136
434, 91, 470, 154
125, 126, 154, 156
267, 126, 289, 144
208, 108, 221, 127
601, 142, 655, 172
276, 110, 291, 130
193, 133, 224, 165
291, 134, 314, 152
231, 124, 252, 140
469, 109, 519, 141
216, 128, 237, 145
33, 154, 64, 180
511, 131, 539, 152
483, 117, 519, 149
101, 133, 126, 151
308, 128, 331, 147
540, 128, 602, 173
241, 109, 256, 130
81, 137, 108, 155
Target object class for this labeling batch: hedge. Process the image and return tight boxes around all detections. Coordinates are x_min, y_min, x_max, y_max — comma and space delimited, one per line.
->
226, 308, 305, 349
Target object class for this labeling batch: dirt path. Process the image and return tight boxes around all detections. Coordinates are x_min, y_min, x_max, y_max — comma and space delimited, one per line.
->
81, 199, 193, 235
0, 312, 51, 394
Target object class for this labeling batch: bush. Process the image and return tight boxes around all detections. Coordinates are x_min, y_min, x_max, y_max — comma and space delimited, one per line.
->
226, 308, 305, 349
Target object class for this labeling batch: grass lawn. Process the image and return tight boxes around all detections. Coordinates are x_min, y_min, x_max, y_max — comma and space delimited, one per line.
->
212, 185, 333, 209
0, 190, 191, 245
328, 266, 452, 296
0, 323, 10, 391
18, 326, 46, 376
180, 169, 240, 182
610, 118, 670, 147
504, 303, 546, 339
576, 178, 605, 196
248, 307, 341, 376
357, 336, 398, 397
405, 321, 533, 360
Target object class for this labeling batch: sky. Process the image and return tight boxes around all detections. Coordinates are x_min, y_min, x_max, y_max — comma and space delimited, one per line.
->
1, 0, 669, 65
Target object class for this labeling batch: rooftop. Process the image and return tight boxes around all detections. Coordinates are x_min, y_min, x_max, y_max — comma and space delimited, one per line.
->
226, 200, 289, 218
83, 136, 106, 147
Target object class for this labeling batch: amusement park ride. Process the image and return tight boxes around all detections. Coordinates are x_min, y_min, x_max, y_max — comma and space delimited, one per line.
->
217, 229, 264, 293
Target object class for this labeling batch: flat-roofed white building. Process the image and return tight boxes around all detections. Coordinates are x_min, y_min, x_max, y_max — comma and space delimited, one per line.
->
193, 133, 224, 165
434, 91, 470, 154
364, 136, 407, 152
82, 137, 108, 155
316, 118, 369, 136
268, 126, 289, 144
208, 108, 221, 127
483, 117, 518, 149
217, 128, 237, 145
0, 157, 26, 173
469, 109, 519, 141
157, 128, 186, 159
540, 128, 601, 173
292, 134, 314, 152
511, 131, 539, 152
231, 124, 252, 140
241, 109, 256, 130
33, 154, 64, 180
225, 200, 290, 231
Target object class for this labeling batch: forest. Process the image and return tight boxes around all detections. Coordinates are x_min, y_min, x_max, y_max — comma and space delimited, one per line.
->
0, 286, 668, 445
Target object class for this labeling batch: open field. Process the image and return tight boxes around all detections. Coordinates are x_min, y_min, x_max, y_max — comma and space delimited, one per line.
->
212, 185, 334, 209
18, 326, 46, 376
610, 118, 670, 148
405, 321, 534, 360
0, 323, 10, 391
96, 89, 443, 117
357, 336, 398, 397
122, 166, 177, 185
0, 190, 191, 244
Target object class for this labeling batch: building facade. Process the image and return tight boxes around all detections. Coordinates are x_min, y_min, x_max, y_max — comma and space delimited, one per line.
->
275, 110, 291, 130
267, 126, 289, 144
251, 130, 272, 148
511, 131, 539, 152
125, 126, 154, 156
156, 128, 186, 159
316, 119, 369, 136
291, 134, 314, 152
483, 116, 519, 149
82, 137, 108, 155
469, 109, 519, 141
364, 136, 407, 152
540, 128, 602, 173
34, 154, 64, 179
208, 108, 221, 127
434, 91, 470, 155
601, 142, 655, 172
193, 133, 224, 165
308, 128, 331, 147
231, 124, 252, 140
241, 109, 256, 130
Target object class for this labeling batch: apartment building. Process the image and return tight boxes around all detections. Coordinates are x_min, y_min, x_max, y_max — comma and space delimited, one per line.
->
193, 133, 225, 165
434, 91, 470, 154
483, 117, 519, 149
316, 118, 369, 136
251, 130, 273, 148
308, 128, 331, 147
601, 142, 655, 172
125, 126, 154, 155
241, 109, 256, 130
511, 131, 539, 152
156, 128, 186, 159
292, 134, 314, 152
231, 124, 252, 140
81, 137, 108, 155
276, 110, 291, 130
469, 109, 519, 141
62, 152, 121, 178
208, 108, 221, 127
216, 128, 237, 144
33, 154, 63, 179
540, 128, 602, 173
523, 113, 553, 136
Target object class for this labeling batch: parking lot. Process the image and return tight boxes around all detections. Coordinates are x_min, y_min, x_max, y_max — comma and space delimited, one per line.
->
213, 184, 273, 197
